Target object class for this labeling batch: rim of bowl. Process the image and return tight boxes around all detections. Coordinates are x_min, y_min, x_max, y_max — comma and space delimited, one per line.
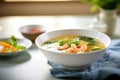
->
35, 29, 111, 55
19, 24, 46, 34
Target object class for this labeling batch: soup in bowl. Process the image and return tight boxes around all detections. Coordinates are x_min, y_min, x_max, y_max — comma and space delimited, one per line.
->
35, 29, 111, 70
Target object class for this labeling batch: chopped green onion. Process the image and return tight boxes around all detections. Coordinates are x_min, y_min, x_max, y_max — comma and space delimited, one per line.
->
44, 41, 56, 45
91, 48, 101, 51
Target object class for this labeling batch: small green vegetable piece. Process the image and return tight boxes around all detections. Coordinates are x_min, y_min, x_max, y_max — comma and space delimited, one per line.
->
6, 35, 26, 51
73, 37, 79, 45
7, 36, 17, 46
79, 36, 93, 41
59, 38, 70, 46
91, 48, 101, 51
67, 37, 79, 46
79, 36, 97, 45
44, 41, 56, 45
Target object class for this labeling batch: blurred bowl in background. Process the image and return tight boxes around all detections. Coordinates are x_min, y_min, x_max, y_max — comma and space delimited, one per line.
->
19, 24, 46, 42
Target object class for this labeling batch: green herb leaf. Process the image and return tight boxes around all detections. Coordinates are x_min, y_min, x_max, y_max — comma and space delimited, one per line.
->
59, 38, 70, 46
6, 35, 26, 51
91, 48, 101, 51
79, 36, 97, 45
67, 39, 79, 46
6, 35, 17, 46
44, 41, 56, 45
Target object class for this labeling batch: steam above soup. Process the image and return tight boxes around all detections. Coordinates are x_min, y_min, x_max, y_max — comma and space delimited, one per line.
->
41, 35, 105, 54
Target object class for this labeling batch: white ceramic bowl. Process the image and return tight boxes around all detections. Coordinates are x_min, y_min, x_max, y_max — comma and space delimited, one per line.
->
35, 29, 111, 70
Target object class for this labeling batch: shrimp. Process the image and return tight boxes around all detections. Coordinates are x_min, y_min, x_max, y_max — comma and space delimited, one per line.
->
65, 44, 87, 53
65, 44, 78, 53
58, 42, 87, 54
57, 43, 69, 50
78, 44, 87, 53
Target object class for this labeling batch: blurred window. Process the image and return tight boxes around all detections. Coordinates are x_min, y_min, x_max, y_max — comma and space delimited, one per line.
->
5, 0, 77, 2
